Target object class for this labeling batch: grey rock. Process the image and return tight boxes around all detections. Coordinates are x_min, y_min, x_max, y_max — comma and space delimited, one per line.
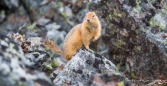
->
0, 0, 19, 10
0, 33, 53, 86
0, 6, 30, 35
53, 49, 125, 86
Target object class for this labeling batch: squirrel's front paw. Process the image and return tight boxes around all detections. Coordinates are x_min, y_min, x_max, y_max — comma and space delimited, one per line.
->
85, 46, 90, 51
84, 46, 94, 53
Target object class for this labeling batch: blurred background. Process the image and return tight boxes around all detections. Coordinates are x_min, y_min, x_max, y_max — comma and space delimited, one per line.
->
0, 0, 167, 85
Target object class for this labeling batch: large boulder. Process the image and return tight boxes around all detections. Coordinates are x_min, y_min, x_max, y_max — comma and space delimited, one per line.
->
89, 0, 167, 84
53, 49, 128, 86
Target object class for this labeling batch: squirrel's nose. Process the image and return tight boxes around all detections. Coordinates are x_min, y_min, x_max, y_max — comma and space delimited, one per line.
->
87, 19, 90, 22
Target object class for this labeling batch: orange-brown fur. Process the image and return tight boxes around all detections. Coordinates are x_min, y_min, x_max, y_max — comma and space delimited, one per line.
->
43, 12, 101, 60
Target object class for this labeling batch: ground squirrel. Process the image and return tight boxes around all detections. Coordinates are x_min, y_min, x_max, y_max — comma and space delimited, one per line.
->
43, 12, 101, 60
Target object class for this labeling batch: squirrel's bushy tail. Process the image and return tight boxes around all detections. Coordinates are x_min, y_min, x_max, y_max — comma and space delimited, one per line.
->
43, 38, 63, 56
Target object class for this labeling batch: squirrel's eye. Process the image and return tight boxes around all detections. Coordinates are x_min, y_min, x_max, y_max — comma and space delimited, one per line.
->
92, 15, 95, 17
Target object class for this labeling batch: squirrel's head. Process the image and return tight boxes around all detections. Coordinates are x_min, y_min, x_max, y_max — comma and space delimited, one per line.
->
84, 12, 99, 24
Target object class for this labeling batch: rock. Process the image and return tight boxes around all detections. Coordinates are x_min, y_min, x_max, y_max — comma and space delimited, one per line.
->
53, 49, 128, 86
89, 0, 167, 85
6, 32, 129, 86
45, 22, 65, 45
20, 0, 42, 22
122, 0, 167, 57
0, 32, 53, 86
0, 6, 30, 34
0, 0, 19, 10
7, 33, 61, 77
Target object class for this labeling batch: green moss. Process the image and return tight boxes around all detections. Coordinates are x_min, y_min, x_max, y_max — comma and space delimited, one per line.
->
18, 81, 26, 86
149, 18, 155, 27
49, 73, 54, 79
61, 12, 67, 18
33, 52, 39, 55
164, 9, 167, 15
116, 40, 122, 48
40, 10, 44, 15
33, 29, 37, 33
19, 10, 23, 15
27, 24, 35, 30
116, 63, 121, 69
135, 46, 141, 51
133, 0, 141, 13
149, 14, 166, 30
109, 26, 115, 35
52, 24, 59, 30
117, 13, 122, 17
149, 21, 154, 27
113, 54, 116, 60
131, 72, 136, 79
51, 60, 59, 68
136, 6, 141, 12
50, 50, 55, 57
9, 43, 14, 49
1, 10, 5, 14
118, 82, 124, 86
105, 1, 110, 6
106, 20, 110, 24
103, 0, 109, 6
29, 7, 33, 11
27, 24, 38, 33
159, 24, 165, 30
149, 16, 166, 30
136, 0, 141, 5
109, 14, 113, 20
35, 37, 39, 40
45, 63, 53, 70
113, 9, 122, 17
141, 28, 146, 32
61, 12, 71, 24
165, 40, 167, 45
164, 5, 167, 15
58, 2, 63, 7
113, 9, 116, 16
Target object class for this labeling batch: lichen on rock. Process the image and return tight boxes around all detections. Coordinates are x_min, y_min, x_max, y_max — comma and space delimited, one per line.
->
53, 49, 126, 86
0, 32, 53, 86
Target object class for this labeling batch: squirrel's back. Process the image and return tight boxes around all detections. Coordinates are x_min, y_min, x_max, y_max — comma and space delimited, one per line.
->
63, 24, 83, 60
